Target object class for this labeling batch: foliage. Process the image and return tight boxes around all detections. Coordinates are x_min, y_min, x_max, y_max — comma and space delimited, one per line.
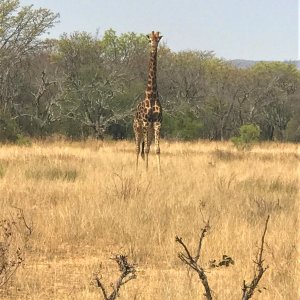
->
0, 113, 20, 143
15, 134, 32, 146
0, 0, 59, 118
232, 124, 260, 150
0, 113, 32, 145
163, 112, 203, 140
56, 31, 136, 139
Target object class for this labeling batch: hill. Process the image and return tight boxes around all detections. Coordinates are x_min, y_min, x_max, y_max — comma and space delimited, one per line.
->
229, 59, 300, 69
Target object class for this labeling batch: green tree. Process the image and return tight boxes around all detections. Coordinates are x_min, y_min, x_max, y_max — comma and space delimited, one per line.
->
247, 62, 299, 140
56, 32, 134, 139
0, 0, 59, 140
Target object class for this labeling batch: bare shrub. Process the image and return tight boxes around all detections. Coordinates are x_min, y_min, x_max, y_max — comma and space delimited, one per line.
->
93, 254, 137, 300
247, 197, 282, 219
0, 207, 32, 288
176, 216, 270, 299
176, 221, 233, 299
215, 172, 237, 192
108, 171, 150, 202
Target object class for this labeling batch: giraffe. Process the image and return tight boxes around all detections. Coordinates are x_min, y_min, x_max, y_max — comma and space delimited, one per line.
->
133, 31, 163, 173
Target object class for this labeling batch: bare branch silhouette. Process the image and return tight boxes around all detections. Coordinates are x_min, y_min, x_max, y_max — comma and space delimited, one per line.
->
93, 254, 137, 300
176, 222, 213, 300
242, 215, 270, 300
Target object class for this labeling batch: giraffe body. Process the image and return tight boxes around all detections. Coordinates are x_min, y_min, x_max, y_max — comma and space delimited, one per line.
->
133, 31, 162, 172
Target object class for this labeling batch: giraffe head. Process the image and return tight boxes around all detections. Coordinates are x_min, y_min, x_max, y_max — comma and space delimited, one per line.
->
146, 31, 162, 48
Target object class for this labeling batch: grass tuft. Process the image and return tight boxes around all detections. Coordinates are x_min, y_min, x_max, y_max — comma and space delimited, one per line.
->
25, 166, 79, 181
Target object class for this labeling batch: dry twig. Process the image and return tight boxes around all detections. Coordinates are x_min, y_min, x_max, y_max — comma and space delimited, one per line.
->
242, 215, 270, 300
93, 254, 137, 300
176, 221, 213, 300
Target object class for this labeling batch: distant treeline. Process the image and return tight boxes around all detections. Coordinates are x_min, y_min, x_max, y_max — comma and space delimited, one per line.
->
1, 1, 300, 142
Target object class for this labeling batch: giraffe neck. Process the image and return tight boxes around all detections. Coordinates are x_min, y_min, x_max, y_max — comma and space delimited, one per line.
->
145, 46, 158, 102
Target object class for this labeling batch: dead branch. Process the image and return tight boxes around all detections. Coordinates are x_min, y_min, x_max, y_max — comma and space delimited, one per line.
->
195, 221, 210, 262
242, 215, 270, 300
176, 222, 213, 300
176, 220, 235, 299
93, 254, 137, 300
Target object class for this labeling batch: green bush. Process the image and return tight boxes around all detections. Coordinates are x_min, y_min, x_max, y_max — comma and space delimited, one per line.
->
15, 134, 32, 146
0, 113, 20, 143
162, 112, 203, 140
232, 124, 260, 150
0, 113, 32, 145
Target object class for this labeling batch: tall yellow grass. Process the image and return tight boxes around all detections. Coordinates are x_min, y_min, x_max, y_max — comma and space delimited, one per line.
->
0, 140, 298, 299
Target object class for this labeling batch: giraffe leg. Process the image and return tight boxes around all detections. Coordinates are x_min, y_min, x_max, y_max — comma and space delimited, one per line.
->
135, 141, 140, 171
136, 149, 139, 171
143, 122, 150, 171
134, 121, 142, 171
141, 141, 145, 160
153, 121, 161, 174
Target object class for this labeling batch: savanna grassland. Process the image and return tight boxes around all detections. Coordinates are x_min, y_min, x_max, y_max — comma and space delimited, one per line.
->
0, 140, 299, 299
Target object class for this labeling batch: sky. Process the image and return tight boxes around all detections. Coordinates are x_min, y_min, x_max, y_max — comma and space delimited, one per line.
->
20, 0, 299, 61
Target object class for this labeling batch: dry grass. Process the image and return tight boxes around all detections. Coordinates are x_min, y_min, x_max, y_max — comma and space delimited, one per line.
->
0, 140, 298, 299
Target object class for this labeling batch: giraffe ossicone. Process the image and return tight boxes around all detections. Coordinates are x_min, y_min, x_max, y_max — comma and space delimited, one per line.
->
133, 31, 163, 173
